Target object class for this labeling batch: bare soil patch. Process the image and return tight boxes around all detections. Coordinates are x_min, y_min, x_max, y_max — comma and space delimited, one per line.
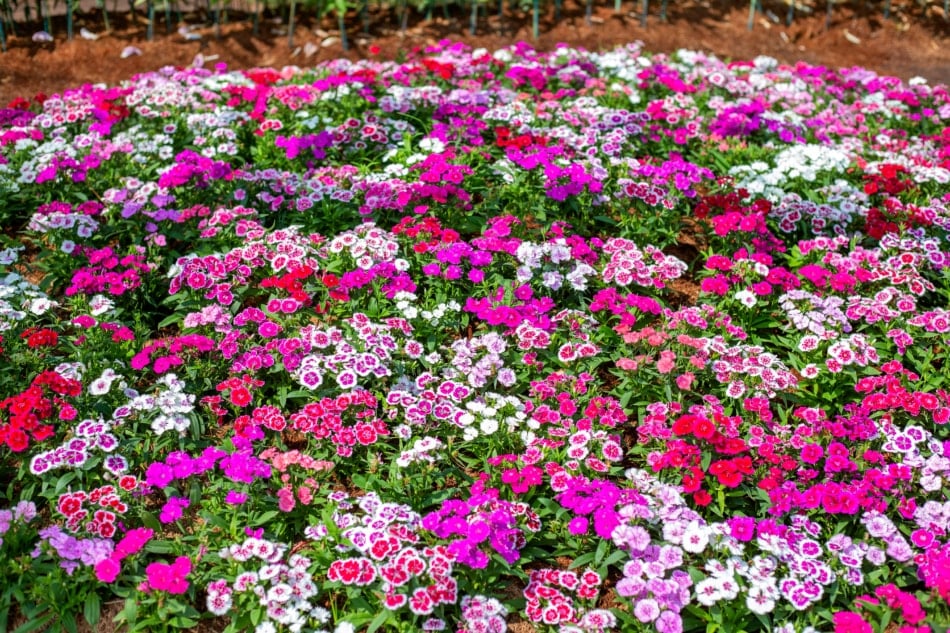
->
1, 0, 949, 103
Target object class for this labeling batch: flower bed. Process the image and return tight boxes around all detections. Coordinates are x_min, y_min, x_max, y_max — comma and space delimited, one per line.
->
1, 40, 949, 633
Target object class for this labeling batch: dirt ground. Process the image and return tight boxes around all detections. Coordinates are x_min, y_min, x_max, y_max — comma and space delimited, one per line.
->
0, 0, 949, 103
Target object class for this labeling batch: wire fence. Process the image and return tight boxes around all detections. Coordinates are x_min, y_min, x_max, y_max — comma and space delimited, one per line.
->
0, 0, 944, 53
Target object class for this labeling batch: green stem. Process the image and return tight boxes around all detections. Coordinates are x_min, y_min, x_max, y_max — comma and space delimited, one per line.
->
67, 0, 73, 39
469, 0, 477, 34
659, 0, 667, 21
5, 3, 16, 36
640, 0, 647, 26
747, 0, 755, 29
147, 0, 154, 40
0, 17, 6, 52
338, 11, 347, 50
164, 0, 171, 33
287, 0, 296, 48
532, 0, 537, 39
584, 0, 590, 24
41, 0, 51, 35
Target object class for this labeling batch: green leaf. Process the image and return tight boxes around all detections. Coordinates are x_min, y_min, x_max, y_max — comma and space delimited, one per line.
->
366, 610, 390, 633
600, 549, 627, 569
252, 511, 279, 525
569, 551, 595, 569
157, 313, 182, 329
169, 615, 199, 628
145, 539, 176, 554
12, 612, 54, 633
140, 510, 162, 532
593, 536, 609, 565
83, 593, 101, 628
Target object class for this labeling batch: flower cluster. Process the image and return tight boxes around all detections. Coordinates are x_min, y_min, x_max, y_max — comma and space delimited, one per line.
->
2, 38, 950, 633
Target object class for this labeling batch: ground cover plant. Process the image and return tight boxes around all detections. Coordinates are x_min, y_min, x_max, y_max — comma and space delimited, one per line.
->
1, 40, 950, 633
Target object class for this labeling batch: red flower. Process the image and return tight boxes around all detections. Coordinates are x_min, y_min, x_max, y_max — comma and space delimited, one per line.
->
229, 386, 252, 407
24, 328, 58, 348
5, 428, 29, 452
692, 417, 716, 439
671, 415, 695, 436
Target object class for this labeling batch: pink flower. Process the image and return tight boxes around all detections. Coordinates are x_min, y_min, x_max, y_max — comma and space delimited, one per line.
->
145, 556, 191, 594
277, 487, 296, 512
114, 528, 154, 559
95, 557, 121, 583
675, 372, 694, 390
656, 350, 676, 374
616, 357, 638, 371
832, 611, 872, 633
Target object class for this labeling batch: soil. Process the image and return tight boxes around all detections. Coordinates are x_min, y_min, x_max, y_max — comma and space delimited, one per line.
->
1, 0, 950, 104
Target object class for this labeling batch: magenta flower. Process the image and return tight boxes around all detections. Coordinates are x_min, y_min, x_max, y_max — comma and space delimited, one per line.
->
114, 528, 154, 558
145, 556, 191, 594
159, 497, 190, 524
567, 516, 589, 535
145, 463, 174, 488
225, 490, 249, 505
94, 557, 121, 583
832, 611, 872, 633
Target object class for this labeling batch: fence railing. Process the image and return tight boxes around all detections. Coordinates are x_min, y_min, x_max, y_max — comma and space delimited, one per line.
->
0, 0, 943, 54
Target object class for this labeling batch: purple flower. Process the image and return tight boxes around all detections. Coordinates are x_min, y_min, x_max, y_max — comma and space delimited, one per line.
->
159, 496, 190, 524
0, 510, 13, 534
568, 516, 589, 535
634, 598, 660, 623
656, 610, 683, 633
79, 539, 114, 566
225, 490, 249, 505
145, 462, 174, 488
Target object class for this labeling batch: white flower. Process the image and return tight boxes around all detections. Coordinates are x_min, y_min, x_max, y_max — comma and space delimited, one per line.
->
0, 247, 22, 265
26, 297, 54, 315
89, 294, 115, 316
734, 290, 757, 308
334, 622, 356, 633
88, 378, 113, 396
681, 520, 710, 554
479, 418, 499, 435
418, 138, 445, 154
694, 578, 722, 606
